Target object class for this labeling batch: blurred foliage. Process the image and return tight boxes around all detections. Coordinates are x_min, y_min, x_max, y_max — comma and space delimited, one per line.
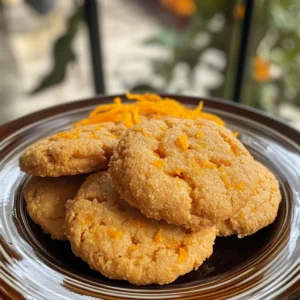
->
30, 0, 300, 114
132, 0, 236, 95
30, 4, 83, 95
135, 0, 300, 114
243, 0, 300, 112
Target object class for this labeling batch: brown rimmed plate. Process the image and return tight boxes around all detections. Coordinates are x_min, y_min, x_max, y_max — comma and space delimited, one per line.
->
0, 94, 299, 300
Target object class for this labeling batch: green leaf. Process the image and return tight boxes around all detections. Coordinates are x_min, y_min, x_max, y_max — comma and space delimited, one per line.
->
143, 28, 182, 48
29, 5, 83, 95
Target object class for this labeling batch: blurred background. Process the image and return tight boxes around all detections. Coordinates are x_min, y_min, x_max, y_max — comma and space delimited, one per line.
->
0, 0, 300, 128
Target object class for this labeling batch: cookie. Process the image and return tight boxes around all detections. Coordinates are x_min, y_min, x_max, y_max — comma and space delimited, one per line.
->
19, 122, 127, 177
218, 162, 281, 238
24, 175, 86, 240
109, 118, 265, 229
65, 172, 216, 285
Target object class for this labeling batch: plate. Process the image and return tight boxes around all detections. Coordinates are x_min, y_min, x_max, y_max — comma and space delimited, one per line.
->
0, 94, 299, 300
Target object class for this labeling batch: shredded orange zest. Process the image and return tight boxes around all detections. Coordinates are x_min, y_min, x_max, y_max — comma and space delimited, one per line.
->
107, 134, 118, 139
251, 207, 257, 213
54, 128, 81, 140
152, 159, 165, 169
197, 158, 217, 170
91, 226, 102, 240
178, 246, 188, 262
196, 143, 206, 150
94, 125, 103, 130
176, 134, 189, 151
108, 228, 122, 239
235, 181, 246, 190
167, 242, 180, 249
88, 132, 97, 139
135, 127, 153, 138
132, 107, 141, 124
220, 173, 231, 189
174, 169, 183, 176
220, 133, 242, 156
123, 112, 134, 128
232, 132, 239, 138
191, 159, 201, 176
271, 186, 277, 192
74, 93, 225, 128
128, 244, 138, 252
238, 211, 245, 219
154, 229, 163, 243
81, 214, 93, 225
196, 131, 204, 138
219, 166, 231, 189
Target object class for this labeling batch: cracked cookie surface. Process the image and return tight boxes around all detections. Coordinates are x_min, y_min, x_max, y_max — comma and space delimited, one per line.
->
218, 161, 281, 238
24, 175, 86, 240
65, 172, 216, 285
20, 122, 127, 177
109, 118, 265, 229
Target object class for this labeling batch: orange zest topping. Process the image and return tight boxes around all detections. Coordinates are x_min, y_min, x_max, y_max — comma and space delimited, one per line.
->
123, 112, 134, 128
88, 132, 100, 139
219, 132, 242, 156
81, 214, 93, 225
238, 211, 245, 219
107, 228, 122, 239
251, 207, 257, 213
94, 125, 103, 130
178, 246, 188, 262
152, 159, 165, 169
128, 244, 138, 252
195, 143, 206, 150
54, 128, 81, 140
74, 93, 225, 128
235, 181, 246, 190
154, 229, 163, 243
196, 131, 204, 138
107, 134, 118, 139
197, 158, 217, 169
220, 173, 231, 189
219, 166, 231, 189
191, 159, 201, 176
176, 134, 189, 151
174, 169, 183, 177
135, 127, 153, 139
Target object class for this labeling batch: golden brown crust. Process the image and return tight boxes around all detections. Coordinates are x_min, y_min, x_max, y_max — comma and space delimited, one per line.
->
65, 172, 216, 285
217, 162, 281, 237
109, 118, 262, 229
24, 175, 86, 240
19, 122, 127, 177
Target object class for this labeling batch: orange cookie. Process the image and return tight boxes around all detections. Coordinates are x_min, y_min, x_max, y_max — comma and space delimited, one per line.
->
109, 118, 265, 229
20, 122, 127, 177
65, 172, 216, 285
24, 175, 86, 240
218, 162, 281, 238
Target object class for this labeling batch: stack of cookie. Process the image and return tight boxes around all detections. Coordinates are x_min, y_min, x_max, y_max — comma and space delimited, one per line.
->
20, 116, 281, 285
